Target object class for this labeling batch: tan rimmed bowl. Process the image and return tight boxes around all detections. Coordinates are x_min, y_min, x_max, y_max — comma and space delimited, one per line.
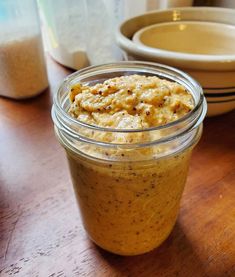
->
116, 7, 235, 116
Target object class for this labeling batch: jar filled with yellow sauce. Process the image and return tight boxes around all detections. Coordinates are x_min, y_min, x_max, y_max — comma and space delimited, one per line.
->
52, 62, 207, 255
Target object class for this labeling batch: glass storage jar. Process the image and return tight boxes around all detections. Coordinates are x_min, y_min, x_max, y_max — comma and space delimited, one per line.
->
84, 0, 161, 65
84, 0, 124, 65
38, 0, 88, 70
0, 0, 48, 99
52, 61, 207, 255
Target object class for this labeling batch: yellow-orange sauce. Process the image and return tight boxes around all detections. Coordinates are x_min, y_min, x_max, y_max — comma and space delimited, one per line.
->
66, 75, 194, 255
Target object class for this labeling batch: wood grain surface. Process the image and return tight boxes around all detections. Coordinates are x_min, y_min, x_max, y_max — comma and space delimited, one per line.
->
0, 56, 235, 277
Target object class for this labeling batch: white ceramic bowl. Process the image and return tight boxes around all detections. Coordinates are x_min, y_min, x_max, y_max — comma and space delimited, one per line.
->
116, 7, 235, 116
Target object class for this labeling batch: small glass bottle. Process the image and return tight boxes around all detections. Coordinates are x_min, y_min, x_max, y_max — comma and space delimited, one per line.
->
0, 0, 48, 99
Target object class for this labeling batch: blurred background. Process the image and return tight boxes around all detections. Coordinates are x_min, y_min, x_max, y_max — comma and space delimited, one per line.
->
0, 0, 235, 115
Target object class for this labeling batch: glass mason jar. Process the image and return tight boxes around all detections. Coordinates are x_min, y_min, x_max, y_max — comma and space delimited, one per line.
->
52, 62, 207, 256
0, 0, 48, 99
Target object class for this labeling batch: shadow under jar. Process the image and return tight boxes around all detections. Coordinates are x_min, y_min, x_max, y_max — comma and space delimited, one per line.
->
52, 62, 207, 256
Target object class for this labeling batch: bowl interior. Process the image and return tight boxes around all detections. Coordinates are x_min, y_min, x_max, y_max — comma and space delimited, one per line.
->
117, 8, 235, 116
117, 7, 235, 69
133, 21, 235, 55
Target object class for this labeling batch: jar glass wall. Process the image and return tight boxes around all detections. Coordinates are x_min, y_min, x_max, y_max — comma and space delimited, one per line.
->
52, 62, 207, 255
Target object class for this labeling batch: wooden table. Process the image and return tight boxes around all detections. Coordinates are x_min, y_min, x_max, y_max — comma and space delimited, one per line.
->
0, 56, 235, 277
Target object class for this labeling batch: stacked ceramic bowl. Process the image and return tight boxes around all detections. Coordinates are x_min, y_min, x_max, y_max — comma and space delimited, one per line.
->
116, 7, 235, 116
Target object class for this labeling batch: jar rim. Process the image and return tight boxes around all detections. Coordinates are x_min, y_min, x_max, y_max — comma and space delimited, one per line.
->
52, 61, 207, 151
53, 61, 206, 136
